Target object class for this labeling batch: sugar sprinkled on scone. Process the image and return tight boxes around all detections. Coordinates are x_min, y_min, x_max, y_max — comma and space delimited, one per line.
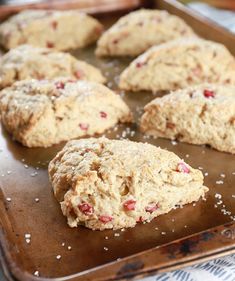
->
140, 84, 235, 154
119, 38, 235, 92
0, 9, 103, 50
0, 79, 132, 147
0, 44, 106, 89
48, 137, 208, 230
96, 9, 196, 57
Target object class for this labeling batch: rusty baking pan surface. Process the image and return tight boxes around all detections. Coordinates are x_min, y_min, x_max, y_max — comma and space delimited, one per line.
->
0, 1, 235, 280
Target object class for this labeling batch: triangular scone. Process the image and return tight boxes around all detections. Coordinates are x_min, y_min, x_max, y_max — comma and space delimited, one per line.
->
49, 137, 208, 230
95, 9, 196, 57
0, 79, 132, 147
140, 84, 235, 154
0, 10, 103, 51
119, 38, 235, 92
0, 45, 106, 89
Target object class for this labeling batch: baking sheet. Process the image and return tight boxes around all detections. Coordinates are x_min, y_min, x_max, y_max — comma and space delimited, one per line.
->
0, 8, 235, 281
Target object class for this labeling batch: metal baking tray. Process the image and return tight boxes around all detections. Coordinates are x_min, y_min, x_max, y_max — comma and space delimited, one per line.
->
0, 0, 235, 280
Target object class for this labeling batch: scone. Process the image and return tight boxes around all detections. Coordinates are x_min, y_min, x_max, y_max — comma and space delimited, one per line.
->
0, 79, 132, 147
0, 9, 103, 50
95, 9, 196, 57
140, 84, 235, 154
0, 45, 106, 89
49, 137, 208, 230
119, 38, 235, 92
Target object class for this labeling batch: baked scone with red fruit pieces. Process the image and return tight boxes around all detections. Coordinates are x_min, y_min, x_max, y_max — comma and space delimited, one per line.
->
140, 84, 235, 154
0, 79, 132, 147
0, 9, 103, 50
95, 9, 196, 57
48, 137, 208, 230
119, 38, 235, 92
0, 45, 106, 89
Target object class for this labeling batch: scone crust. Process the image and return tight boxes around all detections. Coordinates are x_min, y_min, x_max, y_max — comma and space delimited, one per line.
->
140, 84, 235, 154
119, 38, 235, 92
49, 137, 208, 230
96, 9, 196, 57
0, 10, 103, 50
0, 45, 106, 89
0, 79, 132, 147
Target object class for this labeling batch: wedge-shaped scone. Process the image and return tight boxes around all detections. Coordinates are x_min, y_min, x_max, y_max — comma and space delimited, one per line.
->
0, 9, 103, 50
0, 79, 132, 147
96, 9, 196, 57
119, 38, 235, 92
49, 137, 208, 230
0, 45, 106, 89
141, 84, 235, 154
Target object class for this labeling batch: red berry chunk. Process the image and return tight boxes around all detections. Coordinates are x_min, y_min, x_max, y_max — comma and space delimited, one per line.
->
166, 122, 175, 129
100, 111, 107, 118
99, 215, 113, 223
55, 81, 65, 89
123, 199, 136, 211
154, 16, 162, 23
67, 79, 76, 83
4, 30, 11, 40
46, 41, 54, 48
51, 20, 58, 30
74, 70, 84, 79
94, 25, 103, 34
112, 39, 119, 44
78, 203, 94, 215
192, 66, 201, 77
79, 123, 89, 131
137, 216, 144, 222
145, 203, 158, 213
203, 89, 215, 98
136, 62, 145, 68
16, 23, 23, 31
177, 162, 190, 173
180, 29, 187, 35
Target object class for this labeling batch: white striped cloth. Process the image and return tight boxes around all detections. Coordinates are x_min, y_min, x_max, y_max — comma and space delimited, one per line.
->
142, 254, 235, 281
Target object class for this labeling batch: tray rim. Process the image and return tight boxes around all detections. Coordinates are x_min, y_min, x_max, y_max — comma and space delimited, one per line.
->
0, 0, 235, 280
0, 0, 149, 21
156, 0, 235, 56
1, 221, 235, 281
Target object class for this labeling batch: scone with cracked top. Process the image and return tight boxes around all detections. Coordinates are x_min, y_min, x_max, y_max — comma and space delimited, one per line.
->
0, 45, 106, 89
140, 84, 235, 154
119, 38, 235, 92
0, 9, 103, 50
0, 79, 132, 147
96, 9, 196, 57
48, 137, 208, 230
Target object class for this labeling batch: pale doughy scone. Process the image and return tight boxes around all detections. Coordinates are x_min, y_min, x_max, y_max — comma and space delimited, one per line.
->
48, 137, 208, 230
96, 9, 196, 57
0, 9, 103, 50
0, 45, 106, 89
140, 84, 235, 154
0, 79, 132, 147
119, 38, 235, 92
